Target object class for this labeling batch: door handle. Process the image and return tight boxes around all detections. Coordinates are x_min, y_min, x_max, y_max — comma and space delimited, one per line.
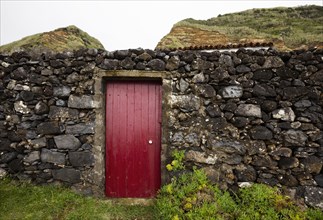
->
148, 140, 153, 144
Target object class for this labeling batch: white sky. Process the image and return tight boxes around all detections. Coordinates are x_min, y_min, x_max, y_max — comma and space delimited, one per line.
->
0, 0, 322, 51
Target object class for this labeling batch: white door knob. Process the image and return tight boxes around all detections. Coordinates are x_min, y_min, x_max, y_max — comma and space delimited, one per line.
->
148, 140, 153, 144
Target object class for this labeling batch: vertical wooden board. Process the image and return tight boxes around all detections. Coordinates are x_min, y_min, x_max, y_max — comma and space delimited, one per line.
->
105, 80, 161, 198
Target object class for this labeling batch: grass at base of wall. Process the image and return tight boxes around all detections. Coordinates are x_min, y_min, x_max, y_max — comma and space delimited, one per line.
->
1, 176, 322, 220
0, 178, 154, 220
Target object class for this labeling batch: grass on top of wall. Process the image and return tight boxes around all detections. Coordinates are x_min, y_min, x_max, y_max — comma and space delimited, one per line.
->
0, 178, 154, 220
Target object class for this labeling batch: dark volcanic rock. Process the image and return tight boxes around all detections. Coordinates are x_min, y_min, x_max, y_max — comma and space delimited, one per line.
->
278, 157, 299, 169
252, 69, 273, 81
20, 91, 34, 102
69, 151, 94, 167
277, 66, 298, 79
197, 85, 216, 98
310, 69, 323, 82
11, 67, 28, 80
34, 101, 49, 114
147, 59, 165, 71
253, 84, 276, 97
234, 165, 257, 182
37, 122, 63, 135
8, 159, 23, 173
284, 130, 307, 146
283, 87, 308, 100
120, 57, 135, 70
0, 152, 18, 163
99, 59, 119, 70
231, 117, 249, 128
206, 104, 222, 117
52, 168, 81, 184
0, 138, 12, 152
270, 148, 292, 157
301, 156, 323, 174
114, 50, 130, 59
250, 126, 273, 140
236, 65, 251, 73
166, 56, 180, 70
304, 187, 323, 209
314, 174, 323, 187
40, 149, 65, 165
208, 137, 246, 155
65, 123, 95, 134
279, 174, 298, 187
252, 155, 277, 167
54, 135, 81, 150
261, 100, 277, 113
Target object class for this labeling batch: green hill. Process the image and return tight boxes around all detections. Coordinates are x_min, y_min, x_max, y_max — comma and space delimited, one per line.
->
156, 5, 323, 51
0, 25, 104, 54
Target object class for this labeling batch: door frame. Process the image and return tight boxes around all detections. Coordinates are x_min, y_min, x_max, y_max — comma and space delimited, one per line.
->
92, 69, 171, 197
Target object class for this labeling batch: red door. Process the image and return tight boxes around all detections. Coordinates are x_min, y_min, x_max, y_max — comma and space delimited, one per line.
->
105, 80, 162, 198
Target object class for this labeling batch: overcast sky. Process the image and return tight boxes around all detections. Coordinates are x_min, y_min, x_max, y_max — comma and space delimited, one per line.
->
0, 0, 322, 51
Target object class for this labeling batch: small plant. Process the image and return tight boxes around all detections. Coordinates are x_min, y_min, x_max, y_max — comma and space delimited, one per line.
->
166, 149, 185, 171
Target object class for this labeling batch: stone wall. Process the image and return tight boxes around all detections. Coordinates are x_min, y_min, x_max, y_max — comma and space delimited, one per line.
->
0, 48, 322, 208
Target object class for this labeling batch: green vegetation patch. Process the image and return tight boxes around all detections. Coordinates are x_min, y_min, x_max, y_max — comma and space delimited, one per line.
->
155, 168, 323, 220
0, 25, 104, 54
0, 178, 154, 220
165, 5, 323, 50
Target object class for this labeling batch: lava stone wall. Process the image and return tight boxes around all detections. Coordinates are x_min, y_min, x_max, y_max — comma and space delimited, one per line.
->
0, 48, 322, 208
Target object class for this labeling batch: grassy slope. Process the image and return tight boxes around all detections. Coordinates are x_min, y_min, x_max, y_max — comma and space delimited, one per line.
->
157, 5, 323, 50
0, 179, 153, 220
0, 25, 105, 54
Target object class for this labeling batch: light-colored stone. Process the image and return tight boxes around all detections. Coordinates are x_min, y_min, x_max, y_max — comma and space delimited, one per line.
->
53, 86, 71, 97
0, 168, 7, 179
235, 104, 262, 118
263, 56, 284, 68
179, 78, 189, 92
68, 95, 99, 109
272, 107, 295, 121
220, 86, 243, 98
192, 72, 205, 83
14, 101, 30, 114
170, 94, 200, 112
24, 151, 40, 163
186, 150, 216, 165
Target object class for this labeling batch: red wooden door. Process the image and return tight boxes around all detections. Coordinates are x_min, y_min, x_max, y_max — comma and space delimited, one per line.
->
105, 80, 162, 198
